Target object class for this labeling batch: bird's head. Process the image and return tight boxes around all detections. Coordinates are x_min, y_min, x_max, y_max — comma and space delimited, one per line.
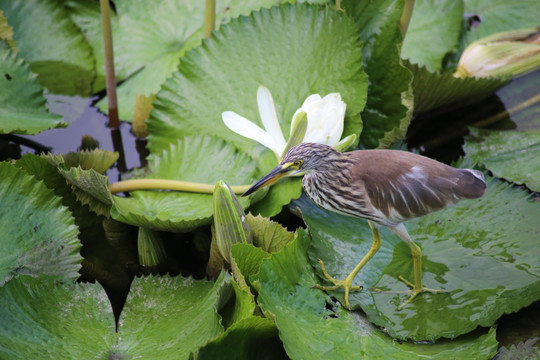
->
242, 143, 339, 196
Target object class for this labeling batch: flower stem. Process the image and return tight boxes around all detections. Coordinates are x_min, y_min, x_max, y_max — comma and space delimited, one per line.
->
204, 0, 215, 39
109, 179, 251, 195
400, 0, 415, 38
99, 0, 119, 129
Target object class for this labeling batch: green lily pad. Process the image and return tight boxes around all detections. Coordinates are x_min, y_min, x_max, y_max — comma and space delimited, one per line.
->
196, 316, 285, 359
0, 273, 228, 359
147, 3, 367, 157
118, 274, 227, 358
43, 152, 116, 217
112, 135, 258, 232
0, 276, 114, 359
66, 0, 286, 120
401, 0, 463, 72
465, 128, 540, 192
15, 154, 132, 293
0, 41, 65, 134
408, 62, 508, 115
247, 213, 296, 253
62, 149, 119, 174
256, 231, 499, 359
461, 0, 540, 46
0, 0, 94, 95
0, 162, 81, 285
349, 0, 412, 149
293, 173, 540, 341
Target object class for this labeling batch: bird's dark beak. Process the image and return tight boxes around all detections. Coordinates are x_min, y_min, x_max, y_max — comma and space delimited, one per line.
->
242, 164, 291, 196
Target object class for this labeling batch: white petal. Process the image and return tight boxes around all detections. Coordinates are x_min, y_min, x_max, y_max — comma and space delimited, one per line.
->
257, 85, 286, 148
222, 111, 283, 158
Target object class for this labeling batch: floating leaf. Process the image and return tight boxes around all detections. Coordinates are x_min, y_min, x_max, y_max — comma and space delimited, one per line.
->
62, 149, 119, 174
293, 173, 540, 341
0, 41, 65, 134
0, 277, 114, 359
0, 162, 81, 285
0, 273, 228, 359
15, 154, 131, 292
461, 0, 540, 46
231, 243, 271, 292
119, 274, 227, 358
247, 213, 295, 253
66, 0, 285, 119
349, 0, 413, 148
147, 3, 367, 158
408, 62, 508, 115
196, 316, 285, 360
401, 0, 463, 72
111, 135, 257, 232
464, 128, 540, 192
58, 165, 113, 217
0, 0, 94, 95
256, 231, 499, 359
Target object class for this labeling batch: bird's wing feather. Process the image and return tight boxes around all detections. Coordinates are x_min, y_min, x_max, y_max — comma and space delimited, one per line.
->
347, 150, 484, 225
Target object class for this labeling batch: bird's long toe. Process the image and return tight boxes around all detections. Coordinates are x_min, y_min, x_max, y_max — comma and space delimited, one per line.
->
395, 274, 445, 311
313, 259, 363, 309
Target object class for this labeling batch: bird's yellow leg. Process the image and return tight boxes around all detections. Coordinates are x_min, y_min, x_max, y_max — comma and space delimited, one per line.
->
314, 220, 381, 309
387, 224, 445, 311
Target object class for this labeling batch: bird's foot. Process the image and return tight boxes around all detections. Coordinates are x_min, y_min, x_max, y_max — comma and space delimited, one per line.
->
372, 274, 444, 311
312, 259, 362, 310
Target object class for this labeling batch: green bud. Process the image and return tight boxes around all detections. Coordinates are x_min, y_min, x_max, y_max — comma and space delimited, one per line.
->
281, 110, 307, 160
334, 134, 357, 152
455, 28, 540, 79
137, 227, 168, 268
213, 180, 252, 263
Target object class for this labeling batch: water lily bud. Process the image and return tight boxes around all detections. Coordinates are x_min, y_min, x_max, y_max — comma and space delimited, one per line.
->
455, 28, 540, 79
213, 180, 252, 263
137, 227, 168, 268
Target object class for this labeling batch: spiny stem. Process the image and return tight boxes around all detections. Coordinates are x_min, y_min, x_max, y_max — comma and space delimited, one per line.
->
109, 179, 251, 195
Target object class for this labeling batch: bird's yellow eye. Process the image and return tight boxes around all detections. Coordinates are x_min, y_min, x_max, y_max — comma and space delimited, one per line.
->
293, 160, 303, 167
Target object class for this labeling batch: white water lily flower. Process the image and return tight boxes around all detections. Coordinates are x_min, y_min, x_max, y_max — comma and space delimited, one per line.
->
293, 93, 346, 146
222, 85, 352, 160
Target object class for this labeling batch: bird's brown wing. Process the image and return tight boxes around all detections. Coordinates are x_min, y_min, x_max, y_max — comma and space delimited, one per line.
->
347, 150, 485, 225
